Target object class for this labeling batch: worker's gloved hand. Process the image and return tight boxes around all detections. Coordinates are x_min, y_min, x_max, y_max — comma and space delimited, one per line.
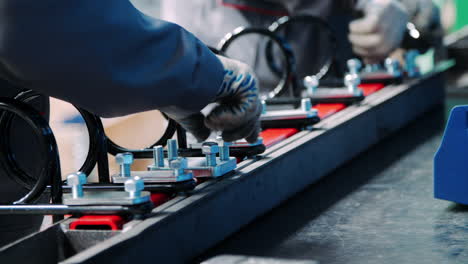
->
163, 55, 261, 143
205, 55, 262, 143
349, 0, 409, 63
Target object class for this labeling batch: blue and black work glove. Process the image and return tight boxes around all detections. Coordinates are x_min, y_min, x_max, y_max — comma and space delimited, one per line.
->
164, 55, 262, 143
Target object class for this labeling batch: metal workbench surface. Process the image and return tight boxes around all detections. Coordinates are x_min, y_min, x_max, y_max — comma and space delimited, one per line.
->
198, 97, 468, 264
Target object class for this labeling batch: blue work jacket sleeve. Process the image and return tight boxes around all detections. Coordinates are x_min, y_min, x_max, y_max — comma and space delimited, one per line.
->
0, 0, 224, 117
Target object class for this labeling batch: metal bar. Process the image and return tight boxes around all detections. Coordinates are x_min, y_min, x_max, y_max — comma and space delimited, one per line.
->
0, 204, 152, 215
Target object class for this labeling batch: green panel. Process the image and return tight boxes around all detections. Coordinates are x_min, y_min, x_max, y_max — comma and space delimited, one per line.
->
455, 0, 468, 30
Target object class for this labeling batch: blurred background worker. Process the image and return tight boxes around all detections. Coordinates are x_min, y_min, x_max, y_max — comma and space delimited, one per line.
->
0, 0, 261, 247
161, 0, 443, 83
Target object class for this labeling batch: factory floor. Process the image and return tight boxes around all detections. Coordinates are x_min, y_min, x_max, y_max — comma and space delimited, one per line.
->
197, 94, 468, 264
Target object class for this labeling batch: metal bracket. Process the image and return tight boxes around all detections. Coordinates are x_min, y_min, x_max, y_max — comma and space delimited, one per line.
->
112, 170, 193, 184
63, 191, 151, 206
186, 157, 237, 178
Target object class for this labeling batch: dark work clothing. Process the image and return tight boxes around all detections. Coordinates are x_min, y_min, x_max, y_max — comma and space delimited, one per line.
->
0, 0, 224, 117
0, 0, 224, 246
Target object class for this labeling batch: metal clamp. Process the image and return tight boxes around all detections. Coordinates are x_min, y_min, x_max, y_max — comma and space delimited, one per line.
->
64, 173, 150, 206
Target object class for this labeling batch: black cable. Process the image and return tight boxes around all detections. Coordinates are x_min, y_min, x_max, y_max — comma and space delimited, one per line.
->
0, 97, 62, 205
266, 15, 339, 82
217, 27, 297, 99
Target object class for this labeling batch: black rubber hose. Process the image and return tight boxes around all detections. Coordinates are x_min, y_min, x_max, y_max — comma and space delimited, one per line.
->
266, 15, 338, 81
11, 90, 106, 179
217, 27, 297, 99
0, 97, 62, 205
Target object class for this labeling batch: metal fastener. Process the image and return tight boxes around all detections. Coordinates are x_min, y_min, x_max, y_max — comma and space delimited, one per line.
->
303, 75, 319, 96
347, 59, 362, 75
364, 64, 380, 73
218, 141, 232, 161
167, 139, 179, 161
153, 146, 165, 168
116, 152, 133, 177
169, 159, 185, 176
301, 98, 312, 112
405, 50, 420, 78
261, 100, 267, 115
67, 172, 87, 199
385, 58, 402, 77
202, 142, 220, 167
124, 176, 145, 199
344, 73, 362, 96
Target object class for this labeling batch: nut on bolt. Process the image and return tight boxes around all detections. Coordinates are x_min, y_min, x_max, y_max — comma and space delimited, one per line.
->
67, 172, 87, 199
218, 141, 232, 161
347, 58, 362, 75
303, 75, 319, 96
202, 142, 219, 167
116, 152, 134, 164
125, 176, 145, 199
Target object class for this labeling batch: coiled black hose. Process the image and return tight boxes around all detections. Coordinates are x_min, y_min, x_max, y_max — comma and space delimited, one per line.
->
217, 27, 298, 99
266, 15, 339, 82
1, 90, 178, 192
3, 90, 110, 183
0, 97, 62, 205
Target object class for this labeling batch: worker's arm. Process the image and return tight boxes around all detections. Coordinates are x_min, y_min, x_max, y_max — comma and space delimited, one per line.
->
0, 0, 224, 118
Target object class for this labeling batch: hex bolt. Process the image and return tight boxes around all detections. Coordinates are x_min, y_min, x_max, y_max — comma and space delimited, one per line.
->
170, 159, 184, 176
405, 50, 420, 78
167, 139, 179, 161
303, 75, 319, 96
125, 176, 145, 199
347, 59, 362, 75
385, 58, 401, 77
218, 141, 232, 161
301, 98, 312, 112
344, 73, 362, 96
67, 172, 87, 199
364, 64, 380, 73
116, 152, 133, 177
152, 146, 165, 168
261, 100, 267, 115
202, 142, 219, 167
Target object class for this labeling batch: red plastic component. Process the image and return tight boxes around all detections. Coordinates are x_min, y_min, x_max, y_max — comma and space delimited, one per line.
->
359, 83, 385, 96
315, 103, 347, 119
261, 128, 299, 147
150, 193, 172, 207
314, 83, 385, 119
69, 215, 125, 230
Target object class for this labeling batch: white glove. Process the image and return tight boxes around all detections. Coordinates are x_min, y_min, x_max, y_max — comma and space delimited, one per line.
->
164, 55, 262, 143
349, 0, 409, 63
205, 55, 262, 143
